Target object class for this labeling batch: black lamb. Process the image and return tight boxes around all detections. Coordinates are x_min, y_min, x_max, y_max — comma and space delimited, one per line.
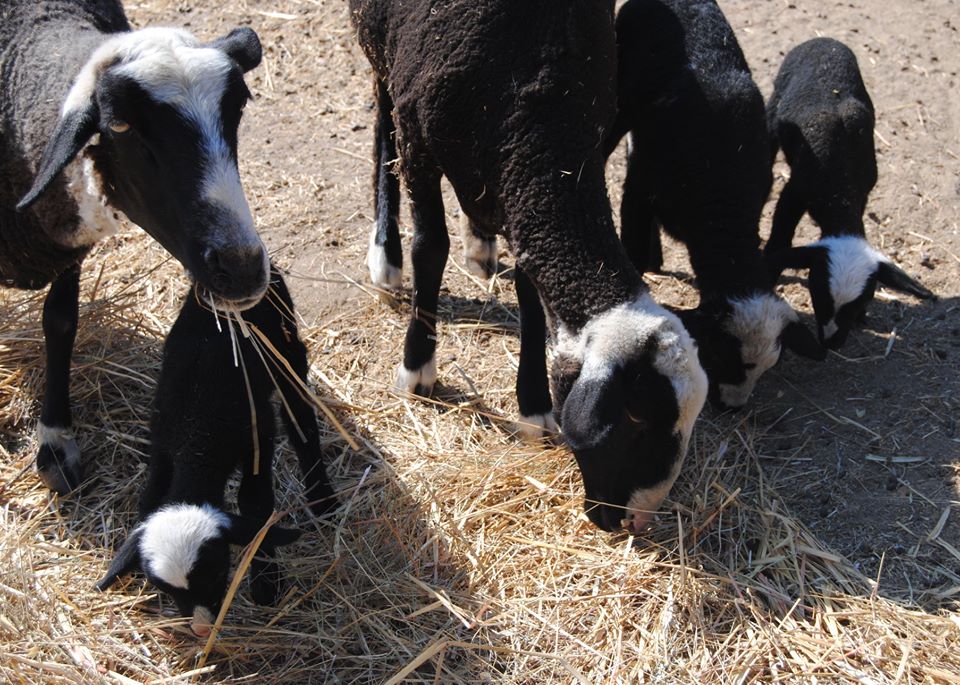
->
96, 269, 337, 637
765, 37, 935, 349
604, 0, 825, 409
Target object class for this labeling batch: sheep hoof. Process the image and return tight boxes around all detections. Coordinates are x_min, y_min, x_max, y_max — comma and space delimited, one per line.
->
35, 426, 82, 495
396, 357, 437, 397
515, 412, 559, 442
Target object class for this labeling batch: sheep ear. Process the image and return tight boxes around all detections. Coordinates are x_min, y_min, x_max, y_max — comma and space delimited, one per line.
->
17, 102, 100, 211
223, 514, 302, 549
211, 27, 262, 73
95, 529, 143, 591
781, 320, 826, 361
875, 261, 936, 300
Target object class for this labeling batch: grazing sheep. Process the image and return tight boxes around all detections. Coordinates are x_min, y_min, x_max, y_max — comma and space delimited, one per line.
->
604, 0, 824, 409
765, 37, 935, 348
1, 0, 270, 494
350, 0, 708, 533
96, 269, 338, 637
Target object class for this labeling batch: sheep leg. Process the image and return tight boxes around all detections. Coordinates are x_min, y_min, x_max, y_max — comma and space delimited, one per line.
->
367, 79, 403, 290
279, 342, 338, 517
765, 176, 806, 256
396, 176, 448, 396
459, 213, 498, 279
620, 156, 661, 273
514, 266, 556, 440
37, 264, 82, 495
238, 419, 282, 605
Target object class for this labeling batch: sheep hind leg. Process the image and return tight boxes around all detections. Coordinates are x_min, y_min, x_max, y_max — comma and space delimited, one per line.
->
397, 175, 448, 397
514, 267, 556, 441
367, 79, 403, 291
37, 264, 82, 495
238, 417, 283, 605
459, 213, 498, 279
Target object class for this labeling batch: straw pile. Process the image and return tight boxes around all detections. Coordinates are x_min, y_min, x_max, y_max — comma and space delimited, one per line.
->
0, 221, 958, 684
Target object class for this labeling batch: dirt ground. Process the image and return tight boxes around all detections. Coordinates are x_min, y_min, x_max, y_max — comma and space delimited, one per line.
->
1, 0, 958, 683
144, 0, 960, 603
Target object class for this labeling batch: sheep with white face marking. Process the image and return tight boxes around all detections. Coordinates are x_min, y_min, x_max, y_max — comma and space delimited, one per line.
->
604, 0, 825, 409
96, 269, 337, 637
1, 0, 270, 494
351, 0, 708, 533
765, 37, 935, 349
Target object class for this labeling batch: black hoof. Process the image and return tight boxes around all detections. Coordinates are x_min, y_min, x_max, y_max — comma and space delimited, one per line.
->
36, 443, 82, 495
307, 485, 340, 517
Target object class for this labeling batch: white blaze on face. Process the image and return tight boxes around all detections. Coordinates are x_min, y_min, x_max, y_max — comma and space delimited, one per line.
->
556, 292, 709, 522
719, 293, 796, 408
138, 503, 229, 590
62, 28, 261, 250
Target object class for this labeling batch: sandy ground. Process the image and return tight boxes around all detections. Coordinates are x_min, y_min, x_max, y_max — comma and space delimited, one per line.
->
0, 0, 958, 682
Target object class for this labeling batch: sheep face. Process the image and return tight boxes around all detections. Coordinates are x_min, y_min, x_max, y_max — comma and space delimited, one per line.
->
552, 295, 707, 533
19, 28, 268, 311
96, 503, 301, 637
767, 237, 935, 349
680, 294, 825, 408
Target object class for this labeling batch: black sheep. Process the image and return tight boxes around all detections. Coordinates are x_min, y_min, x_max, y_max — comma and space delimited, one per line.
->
1, 0, 270, 493
765, 37, 935, 349
350, 0, 708, 533
605, 0, 824, 409
96, 269, 337, 636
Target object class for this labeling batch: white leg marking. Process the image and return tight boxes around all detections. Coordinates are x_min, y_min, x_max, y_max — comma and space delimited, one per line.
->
459, 214, 497, 279
368, 223, 402, 289
395, 355, 437, 396
515, 412, 559, 442
37, 422, 81, 469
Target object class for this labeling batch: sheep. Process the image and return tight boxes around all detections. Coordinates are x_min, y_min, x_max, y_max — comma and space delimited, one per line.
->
1, 0, 271, 495
96, 268, 338, 637
350, 0, 708, 533
764, 37, 935, 349
603, 0, 825, 409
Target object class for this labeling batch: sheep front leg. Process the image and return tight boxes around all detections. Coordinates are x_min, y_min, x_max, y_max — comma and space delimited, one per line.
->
396, 176, 448, 397
514, 267, 556, 440
279, 340, 338, 517
620, 155, 661, 273
765, 176, 806, 257
37, 264, 82, 495
367, 79, 403, 290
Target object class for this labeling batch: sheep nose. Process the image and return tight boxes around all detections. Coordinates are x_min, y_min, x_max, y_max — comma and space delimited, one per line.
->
203, 244, 267, 299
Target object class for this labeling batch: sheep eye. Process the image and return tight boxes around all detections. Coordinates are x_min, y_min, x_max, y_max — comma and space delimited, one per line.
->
108, 120, 130, 133
743, 363, 757, 371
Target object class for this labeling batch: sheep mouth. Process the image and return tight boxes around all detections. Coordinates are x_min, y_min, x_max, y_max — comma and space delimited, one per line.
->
195, 283, 267, 314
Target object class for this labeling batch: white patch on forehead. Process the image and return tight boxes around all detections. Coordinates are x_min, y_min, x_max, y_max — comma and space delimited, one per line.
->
556, 291, 708, 453
63, 28, 256, 234
719, 293, 795, 407
138, 503, 229, 590
816, 235, 885, 310
62, 151, 124, 248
